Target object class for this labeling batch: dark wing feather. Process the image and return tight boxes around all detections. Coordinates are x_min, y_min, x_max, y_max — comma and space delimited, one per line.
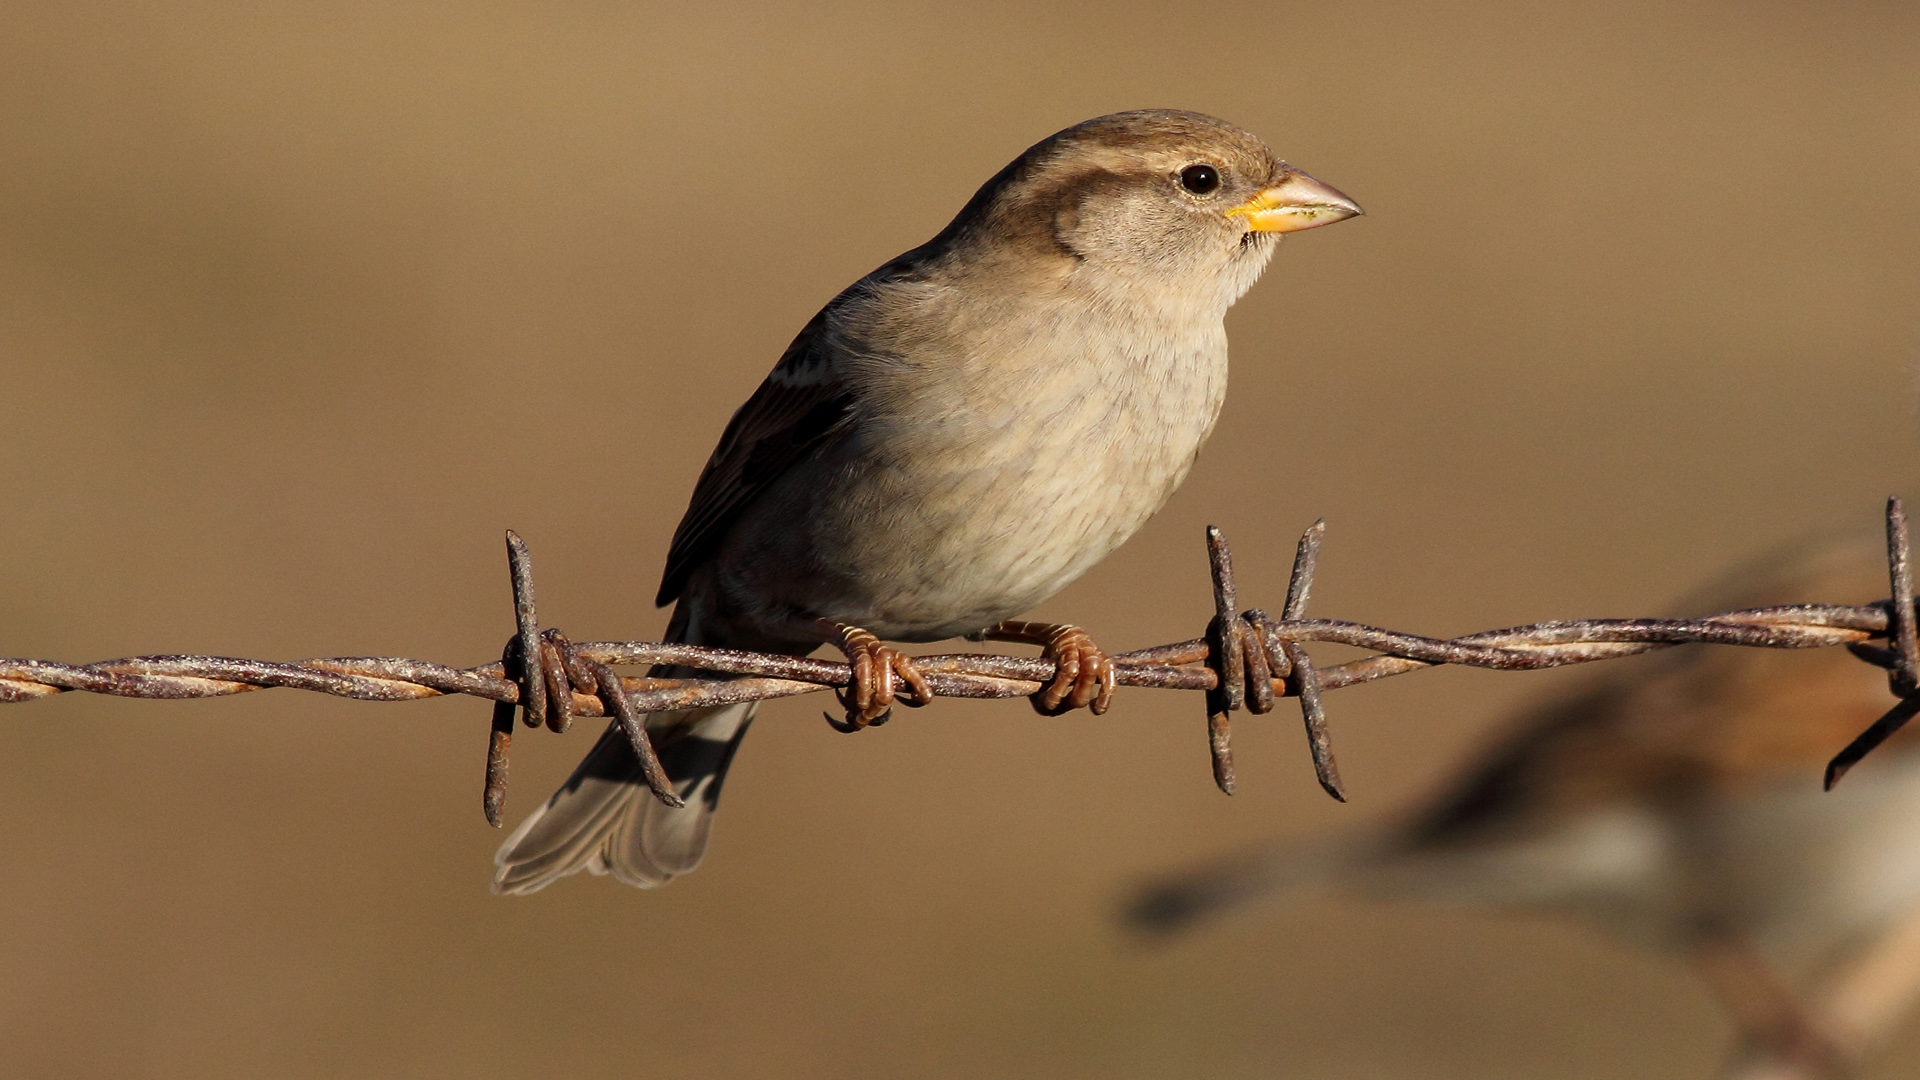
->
655, 311, 855, 606
1409, 535, 1897, 845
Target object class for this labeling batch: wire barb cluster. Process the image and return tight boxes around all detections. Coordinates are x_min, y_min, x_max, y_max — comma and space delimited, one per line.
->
3, 500, 1917, 825
1823, 498, 1920, 789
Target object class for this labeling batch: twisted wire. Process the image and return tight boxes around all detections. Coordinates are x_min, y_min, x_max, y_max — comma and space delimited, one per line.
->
5, 499, 1916, 823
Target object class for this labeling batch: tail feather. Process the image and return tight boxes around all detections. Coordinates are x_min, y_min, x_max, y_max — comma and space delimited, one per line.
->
1125, 832, 1373, 935
491, 701, 756, 895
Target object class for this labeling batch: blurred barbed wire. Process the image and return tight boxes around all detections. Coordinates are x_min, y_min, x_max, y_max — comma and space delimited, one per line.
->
6, 499, 1919, 826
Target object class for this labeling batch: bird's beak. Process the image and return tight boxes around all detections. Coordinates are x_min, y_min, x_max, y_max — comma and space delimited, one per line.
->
1226, 169, 1364, 233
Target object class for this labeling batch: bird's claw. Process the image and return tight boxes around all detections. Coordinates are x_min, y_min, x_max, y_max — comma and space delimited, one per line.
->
1033, 624, 1115, 716
827, 624, 932, 730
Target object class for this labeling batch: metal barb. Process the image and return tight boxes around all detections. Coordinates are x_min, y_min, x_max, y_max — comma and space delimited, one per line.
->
1206, 527, 1246, 712
538, 628, 575, 734
583, 657, 685, 809
1824, 495, 1920, 790
1886, 497, 1919, 697
1827, 693, 1920, 791
1284, 520, 1326, 620
1242, 610, 1275, 715
1288, 645, 1345, 801
1204, 526, 1242, 794
505, 531, 546, 730
1278, 519, 1343, 800
1207, 711, 1236, 794
483, 698, 514, 828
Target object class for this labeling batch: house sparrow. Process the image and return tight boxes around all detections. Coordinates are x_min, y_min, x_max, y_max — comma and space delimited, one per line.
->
1129, 535, 1920, 1078
491, 110, 1362, 894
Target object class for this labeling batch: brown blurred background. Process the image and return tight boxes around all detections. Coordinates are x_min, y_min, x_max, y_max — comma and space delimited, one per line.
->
1, 2, 1917, 1076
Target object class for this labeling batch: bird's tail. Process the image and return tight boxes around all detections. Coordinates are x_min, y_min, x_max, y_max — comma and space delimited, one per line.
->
1124, 829, 1381, 935
491, 602, 767, 895
490, 700, 756, 894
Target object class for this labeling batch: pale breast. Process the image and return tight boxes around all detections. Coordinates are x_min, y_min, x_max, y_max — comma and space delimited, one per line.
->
716, 285, 1232, 642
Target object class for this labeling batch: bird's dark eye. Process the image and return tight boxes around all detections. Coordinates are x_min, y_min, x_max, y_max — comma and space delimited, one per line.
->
1179, 164, 1221, 195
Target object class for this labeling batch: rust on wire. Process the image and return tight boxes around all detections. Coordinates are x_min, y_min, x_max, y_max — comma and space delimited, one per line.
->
4, 500, 1920, 822
1204, 526, 1243, 795
504, 531, 546, 731
1278, 520, 1342, 801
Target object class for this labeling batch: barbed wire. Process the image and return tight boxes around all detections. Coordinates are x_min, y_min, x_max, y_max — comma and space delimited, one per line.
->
5, 499, 1918, 826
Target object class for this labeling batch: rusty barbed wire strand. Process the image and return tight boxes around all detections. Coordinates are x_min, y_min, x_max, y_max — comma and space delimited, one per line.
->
5, 499, 1920, 824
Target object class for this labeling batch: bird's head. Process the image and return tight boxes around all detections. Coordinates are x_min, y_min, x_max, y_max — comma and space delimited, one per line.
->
934, 109, 1361, 309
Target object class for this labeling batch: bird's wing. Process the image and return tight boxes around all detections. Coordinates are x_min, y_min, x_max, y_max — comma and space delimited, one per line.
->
655, 309, 857, 606
1409, 535, 1896, 845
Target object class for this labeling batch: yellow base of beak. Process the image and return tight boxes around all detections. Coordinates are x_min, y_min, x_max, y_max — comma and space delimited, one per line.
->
1228, 169, 1363, 234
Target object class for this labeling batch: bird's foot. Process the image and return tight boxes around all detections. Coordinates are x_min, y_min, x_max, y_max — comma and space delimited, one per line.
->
978, 621, 1115, 716
821, 623, 932, 731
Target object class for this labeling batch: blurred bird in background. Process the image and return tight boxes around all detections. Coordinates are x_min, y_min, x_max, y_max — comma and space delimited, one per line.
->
491, 110, 1362, 894
1130, 535, 1920, 1079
